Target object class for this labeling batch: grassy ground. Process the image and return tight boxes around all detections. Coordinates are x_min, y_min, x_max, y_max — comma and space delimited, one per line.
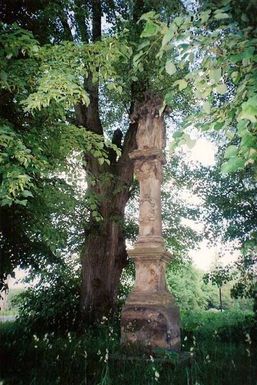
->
0, 310, 256, 385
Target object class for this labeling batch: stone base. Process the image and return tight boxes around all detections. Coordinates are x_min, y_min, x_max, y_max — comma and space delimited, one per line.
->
121, 302, 181, 351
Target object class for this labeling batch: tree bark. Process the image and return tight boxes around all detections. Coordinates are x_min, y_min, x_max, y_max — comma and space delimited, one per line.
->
80, 104, 138, 321
79, 0, 147, 322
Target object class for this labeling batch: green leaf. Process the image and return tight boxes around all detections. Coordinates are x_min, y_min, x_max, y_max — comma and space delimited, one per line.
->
202, 101, 211, 114
213, 121, 224, 131
133, 51, 144, 67
173, 16, 184, 27
15, 199, 28, 206
215, 84, 227, 95
200, 10, 211, 24
165, 61, 177, 75
231, 71, 239, 82
180, 81, 188, 92
241, 47, 255, 60
230, 54, 242, 63
22, 190, 34, 198
162, 28, 174, 48
238, 96, 257, 123
173, 131, 183, 139
224, 145, 238, 159
117, 85, 122, 94
237, 119, 249, 134
107, 83, 116, 91
241, 132, 256, 148
164, 92, 173, 106
1, 198, 12, 207
221, 156, 245, 173
184, 134, 196, 149
209, 68, 222, 83
214, 12, 230, 20
174, 79, 188, 91
141, 21, 159, 37
93, 150, 102, 158
137, 40, 150, 50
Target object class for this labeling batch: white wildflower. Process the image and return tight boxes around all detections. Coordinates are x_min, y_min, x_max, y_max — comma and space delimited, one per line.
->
246, 348, 251, 357
104, 348, 109, 363
33, 334, 39, 342
245, 333, 251, 344
154, 370, 160, 381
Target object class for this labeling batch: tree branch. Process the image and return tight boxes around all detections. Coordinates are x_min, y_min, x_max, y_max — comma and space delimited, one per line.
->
74, 0, 103, 135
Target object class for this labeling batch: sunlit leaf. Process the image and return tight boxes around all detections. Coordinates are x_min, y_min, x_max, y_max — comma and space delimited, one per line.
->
165, 61, 177, 75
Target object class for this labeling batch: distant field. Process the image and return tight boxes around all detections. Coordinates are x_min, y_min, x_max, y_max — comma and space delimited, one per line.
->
0, 288, 24, 316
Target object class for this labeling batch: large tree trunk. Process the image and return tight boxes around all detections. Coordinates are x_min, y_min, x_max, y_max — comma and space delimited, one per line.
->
78, 0, 146, 322
81, 193, 128, 320
80, 114, 138, 321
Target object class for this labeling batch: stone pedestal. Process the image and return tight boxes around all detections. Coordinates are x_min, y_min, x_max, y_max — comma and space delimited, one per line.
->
121, 95, 181, 351
121, 245, 180, 350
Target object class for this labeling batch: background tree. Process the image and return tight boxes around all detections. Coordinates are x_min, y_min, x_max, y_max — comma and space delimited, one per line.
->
1, 0, 256, 323
0, 0, 193, 321
203, 264, 232, 312
192, 146, 257, 314
0, 19, 115, 296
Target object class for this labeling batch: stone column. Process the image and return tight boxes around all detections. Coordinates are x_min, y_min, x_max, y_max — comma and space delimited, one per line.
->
121, 96, 181, 351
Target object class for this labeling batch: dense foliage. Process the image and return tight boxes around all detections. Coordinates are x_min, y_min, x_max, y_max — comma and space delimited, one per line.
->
0, 2, 257, 384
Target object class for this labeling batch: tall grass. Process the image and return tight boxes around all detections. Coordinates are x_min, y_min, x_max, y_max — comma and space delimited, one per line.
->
0, 310, 256, 385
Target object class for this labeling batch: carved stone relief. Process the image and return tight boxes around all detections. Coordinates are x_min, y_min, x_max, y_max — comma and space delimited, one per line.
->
121, 93, 181, 351
139, 195, 156, 236
134, 158, 162, 182
136, 115, 165, 150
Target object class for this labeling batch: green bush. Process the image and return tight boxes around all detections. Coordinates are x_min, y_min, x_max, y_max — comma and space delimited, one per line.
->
14, 259, 82, 335
181, 309, 256, 342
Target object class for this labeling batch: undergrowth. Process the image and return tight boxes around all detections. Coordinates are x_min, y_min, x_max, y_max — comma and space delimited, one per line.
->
1, 310, 256, 385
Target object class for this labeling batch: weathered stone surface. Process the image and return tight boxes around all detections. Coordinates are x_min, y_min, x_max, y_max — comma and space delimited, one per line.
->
127, 248, 170, 296
121, 304, 180, 351
121, 94, 181, 351
121, 247, 181, 350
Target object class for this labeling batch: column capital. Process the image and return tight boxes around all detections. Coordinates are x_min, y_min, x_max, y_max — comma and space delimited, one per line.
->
127, 246, 172, 264
129, 148, 165, 164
